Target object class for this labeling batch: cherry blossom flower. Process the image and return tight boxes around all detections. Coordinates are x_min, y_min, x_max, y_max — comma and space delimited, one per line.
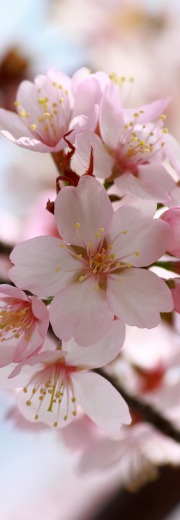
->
9, 176, 173, 346
0, 68, 109, 153
79, 422, 180, 491
0, 322, 130, 433
161, 207, 180, 257
0, 284, 49, 367
74, 82, 179, 203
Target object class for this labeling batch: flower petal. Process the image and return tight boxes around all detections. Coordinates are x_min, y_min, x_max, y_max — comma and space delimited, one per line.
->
64, 319, 125, 367
9, 236, 81, 296
55, 176, 113, 249
100, 83, 124, 149
106, 269, 173, 328
75, 132, 114, 179
72, 371, 131, 434
50, 276, 114, 346
108, 205, 170, 266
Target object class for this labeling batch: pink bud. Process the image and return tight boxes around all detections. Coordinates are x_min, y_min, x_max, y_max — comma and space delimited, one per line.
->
161, 207, 180, 257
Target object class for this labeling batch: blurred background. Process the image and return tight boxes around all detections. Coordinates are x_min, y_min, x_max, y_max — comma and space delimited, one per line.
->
0, 1, 180, 519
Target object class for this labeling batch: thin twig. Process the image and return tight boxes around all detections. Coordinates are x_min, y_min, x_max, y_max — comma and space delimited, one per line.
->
96, 369, 180, 444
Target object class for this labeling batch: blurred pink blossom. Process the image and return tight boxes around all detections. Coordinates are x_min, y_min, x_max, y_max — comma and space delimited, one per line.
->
161, 207, 180, 257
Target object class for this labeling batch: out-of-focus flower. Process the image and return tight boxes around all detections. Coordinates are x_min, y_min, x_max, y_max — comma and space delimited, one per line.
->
161, 207, 180, 257
0, 284, 49, 367
0, 67, 109, 153
0, 322, 130, 433
79, 422, 180, 491
9, 176, 173, 346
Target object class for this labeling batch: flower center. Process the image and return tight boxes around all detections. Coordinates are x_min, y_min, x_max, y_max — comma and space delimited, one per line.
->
0, 301, 32, 343
89, 247, 117, 274
23, 358, 77, 427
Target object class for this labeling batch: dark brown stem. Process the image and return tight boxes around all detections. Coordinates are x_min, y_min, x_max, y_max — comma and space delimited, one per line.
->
96, 369, 180, 444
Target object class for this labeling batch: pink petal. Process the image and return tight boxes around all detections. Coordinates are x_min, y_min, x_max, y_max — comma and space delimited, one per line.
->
49, 276, 114, 346
0, 284, 28, 301
55, 176, 113, 249
9, 236, 81, 296
124, 97, 171, 125
108, 205, 170, 266
161, 207, 180, 257
106, 269, 173, 328
0, 109, 33, 139
75, 132, 114, 179
100, 83, 124, 148
72, 372, 131, 434
115, 165, 173, 203
64, 319, 125, 367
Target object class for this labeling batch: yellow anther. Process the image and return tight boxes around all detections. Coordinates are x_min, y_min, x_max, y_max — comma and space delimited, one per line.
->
79, 275, 85, 282
75, 222, 80, 229
94, 285, 99, 291
65, 89, 69, 95
150, 132, 154, 136
53, 422, 58, 427
77, 254, 83, 259
129, 76, 134, 82
52, 102, 57, 107
44, 112, 51, 119
163, 128, 168, 134
55, 266, 61, 272
30, 124, 37, 130
126, 262, 132, 268
53, 110, 58, 115
58, 84, 63, 89
99, 227, 104, 232
52, 81, 57, 86
38, 116, 44, 123
59, 97, 63, 104
23, 387, 27, 393
134, 113, 139, 117
32, 388, 36, 394
26, 400, 31, 406
124, 124, 129, 129
123, 230, 128, 234
119, 277, 123, 282
120, 76, 126, 82
37, 88, 42, 93
39, 396, 44, 401
34, 414, 39, 420
139, 140, 145, 146
71, 397, 76, 403
44, 125, 49, 132
64, 415, 68, 421
72, 411, 77, 416
135, 250, 140, 256
160, 114, 166, 121
14, 100, 20, 107
95, 233, 100, 238
115, 262, 121, 268
20, 109, 29, 118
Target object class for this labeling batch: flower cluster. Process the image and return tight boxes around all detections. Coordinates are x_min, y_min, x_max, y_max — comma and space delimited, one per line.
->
0, 67, 180, 441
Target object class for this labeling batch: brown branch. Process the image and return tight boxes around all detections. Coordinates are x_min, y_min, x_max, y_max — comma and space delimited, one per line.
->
96, 369, 180, 444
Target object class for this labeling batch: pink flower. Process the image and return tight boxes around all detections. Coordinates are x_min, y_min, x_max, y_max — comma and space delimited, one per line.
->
170, 278, 180, 313
75, 83, 178, 203
0, 68, 109, 153
9, 177, 173, 346
0, 284, 49, 367
161, 207, 180, 257
1, 322, 130, 434
79, 422, 180, 490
